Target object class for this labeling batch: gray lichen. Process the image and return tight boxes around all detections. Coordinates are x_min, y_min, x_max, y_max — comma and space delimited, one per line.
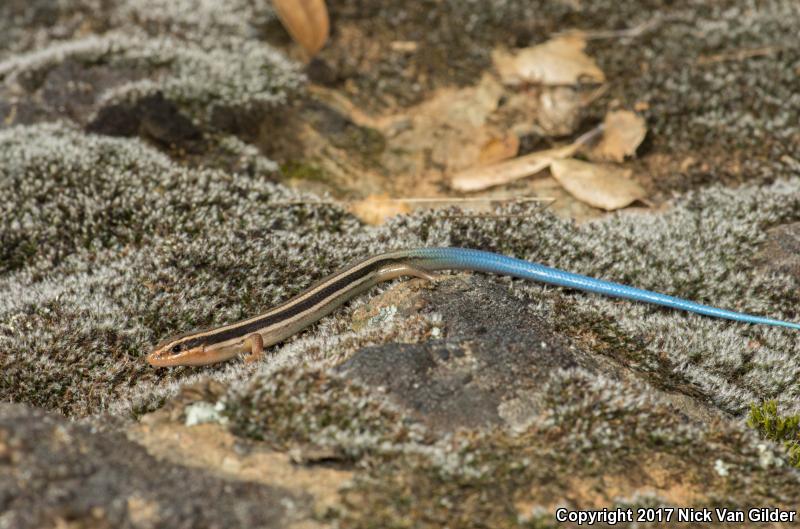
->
1, 31, 304, 126
0, 122, 358, 415
96, 34, 304, 122
2, 118, 800, 421
224, 365, 427, 457
111, 0, 278, 39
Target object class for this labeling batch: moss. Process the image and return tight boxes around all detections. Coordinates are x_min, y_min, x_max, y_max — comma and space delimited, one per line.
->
2, 6, 800, 521
547, 300, 708, 402
216, 356, 797, 527
130, 394, 169, 421
589, 1, 800, 194
328, 123, 386, 158
310, 0, 800, 200
0, 122, 363, 415
223, 366, 425, 457
747, 400, 800, 467
1, 30, 305, 134
322, 0, 696, 110
104, 34, 302, 122
113, 0, 279, 40
328, 369, 796, 528
280, 160, 328, 183
3, 118, 800, 422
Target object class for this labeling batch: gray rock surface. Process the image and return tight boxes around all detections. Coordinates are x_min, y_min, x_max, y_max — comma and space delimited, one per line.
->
337, 277, 593, 431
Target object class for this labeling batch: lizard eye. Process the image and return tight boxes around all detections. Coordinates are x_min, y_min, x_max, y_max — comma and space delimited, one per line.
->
170, 343, 184, 354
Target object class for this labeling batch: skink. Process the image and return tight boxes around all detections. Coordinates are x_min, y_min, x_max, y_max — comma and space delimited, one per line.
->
147, 247, 800, 367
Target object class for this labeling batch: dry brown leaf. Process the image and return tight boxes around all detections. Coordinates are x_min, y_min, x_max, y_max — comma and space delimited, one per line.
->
385, 74, 505, 176
493, 34, 606, 86
550, 158, 645, 210
588, 110, 647, 162
449, 125, 603, 192
536, 87, 582, 136
272, 0, 330, 57
450, 143, 579, 192
348, 194, 411, 225
478, 133, 520, 165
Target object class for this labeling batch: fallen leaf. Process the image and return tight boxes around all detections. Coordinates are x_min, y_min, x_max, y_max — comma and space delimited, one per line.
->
588, 110, 647, 162
489, 91, 542, 138
478, 133, 520, 165
550, 158, 645, 210
536, 87, 582, 136
449, 125, 602, 192
385, 74, 506, 176
349, 194, 411, 225
450, 143, 578, 192
272, 0, 329, 57
493, 34, 606, 86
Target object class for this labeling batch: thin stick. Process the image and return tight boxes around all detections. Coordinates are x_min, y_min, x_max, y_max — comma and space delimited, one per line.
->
696, 45, 783, 66
449, 123, 604, 192
267, 196, 557, 206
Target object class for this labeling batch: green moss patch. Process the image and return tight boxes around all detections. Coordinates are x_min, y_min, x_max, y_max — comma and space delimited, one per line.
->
747, 400, 800, 467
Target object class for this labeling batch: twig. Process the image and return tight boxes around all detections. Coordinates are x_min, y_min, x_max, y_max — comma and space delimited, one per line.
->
449, 123, 604, 192
267, 196, 556, 206
696, 45, 783, 66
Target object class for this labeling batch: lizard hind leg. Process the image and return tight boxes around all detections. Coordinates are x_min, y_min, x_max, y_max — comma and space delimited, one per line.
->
242, 333, 265, 364
375, 264, 439, 283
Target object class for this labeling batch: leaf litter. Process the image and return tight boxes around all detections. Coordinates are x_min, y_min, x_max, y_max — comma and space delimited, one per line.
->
492, 33, 606, 86
285, 22, 651, 219
550, 158, 646, 211
587, 110, 647, 162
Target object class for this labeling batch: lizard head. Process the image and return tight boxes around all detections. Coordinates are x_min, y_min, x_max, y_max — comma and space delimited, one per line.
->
147, 333, 210, 367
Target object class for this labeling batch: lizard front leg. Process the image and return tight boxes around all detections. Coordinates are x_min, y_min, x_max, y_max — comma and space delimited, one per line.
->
242, 333, 265, 364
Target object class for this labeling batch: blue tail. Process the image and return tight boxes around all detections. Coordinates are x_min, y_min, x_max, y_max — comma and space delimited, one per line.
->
409, 247, 800, 331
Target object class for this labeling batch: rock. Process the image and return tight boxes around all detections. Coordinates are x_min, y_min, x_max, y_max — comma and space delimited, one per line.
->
0, 403, 307, 529
88, 91, 203, 148
338, 276, 594, 431
754, 222, 800, 280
